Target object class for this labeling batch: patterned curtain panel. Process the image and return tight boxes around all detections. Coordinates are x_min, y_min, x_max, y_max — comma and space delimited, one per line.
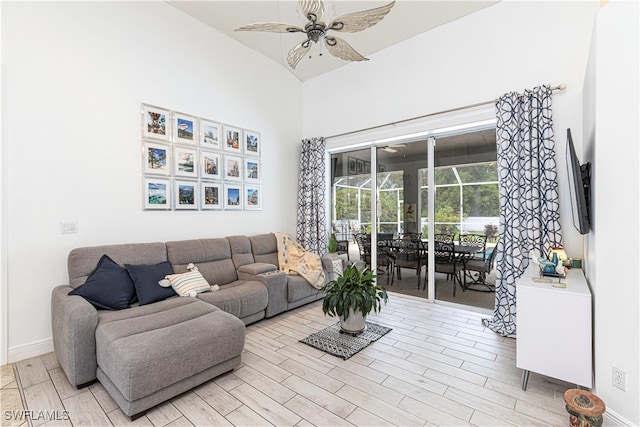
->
483, 85, 563, 337
296, 137, 327, 254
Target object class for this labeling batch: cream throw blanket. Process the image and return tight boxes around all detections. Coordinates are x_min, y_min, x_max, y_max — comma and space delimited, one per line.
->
274, 232, 325, 289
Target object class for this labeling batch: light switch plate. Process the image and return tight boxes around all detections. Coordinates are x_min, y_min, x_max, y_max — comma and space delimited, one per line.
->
60, 221, 78, 234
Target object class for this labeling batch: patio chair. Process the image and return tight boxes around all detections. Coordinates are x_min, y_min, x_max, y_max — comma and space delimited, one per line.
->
434, 233, 454, 244
434, 242, 471, 297
463, 242, 498, 291
459, 233, 487, 259
335, 239, 350, 260
353, 233, 395, 285
332, 225, 350, 260
394, 232, 423, 288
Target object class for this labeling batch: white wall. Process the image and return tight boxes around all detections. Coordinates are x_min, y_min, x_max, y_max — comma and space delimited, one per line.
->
1, 1, 302, 359
589, 1, 639, 424
0, 1, 7, 365
304, 0, 597, 268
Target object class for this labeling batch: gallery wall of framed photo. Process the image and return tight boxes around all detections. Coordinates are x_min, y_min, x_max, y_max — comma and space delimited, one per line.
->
141, 103, 262, 211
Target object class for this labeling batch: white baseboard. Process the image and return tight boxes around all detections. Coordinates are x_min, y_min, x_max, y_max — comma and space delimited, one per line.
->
7, 338, 53, 363
605, 408, 635, 426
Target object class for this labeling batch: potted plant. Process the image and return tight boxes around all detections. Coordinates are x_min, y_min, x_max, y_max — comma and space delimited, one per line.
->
328, 233, 339, 254
321, 264, 389, 334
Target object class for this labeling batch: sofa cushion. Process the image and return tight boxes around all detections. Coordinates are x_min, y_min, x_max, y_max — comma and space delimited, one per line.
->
166, 239, 238, 285
68, 242, 167, 288
126, 262, 176, 305
249, 233, 279, 267
287, 275, 322, 303
95, 298, 245, 402
162, 270, 211, 296
196, 280, 268, 320
227, 235, 255, 268
68, 254, 136, 310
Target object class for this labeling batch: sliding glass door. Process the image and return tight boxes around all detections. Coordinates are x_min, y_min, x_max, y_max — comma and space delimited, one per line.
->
329, 123, 498, 310
330, 148, 371, 261
429, 130, 499, 305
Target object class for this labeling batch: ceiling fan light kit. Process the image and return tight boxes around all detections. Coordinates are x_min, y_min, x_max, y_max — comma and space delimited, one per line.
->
235, 0, 395, 69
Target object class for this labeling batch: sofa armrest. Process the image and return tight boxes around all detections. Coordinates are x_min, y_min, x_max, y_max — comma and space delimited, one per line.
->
321, 256, 347, 282
237, 262, 277, 275
237, 267, 287, 318
51, 285, 99, 387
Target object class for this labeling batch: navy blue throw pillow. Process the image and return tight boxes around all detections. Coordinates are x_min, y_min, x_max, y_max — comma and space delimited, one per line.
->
126, 262, 176, 305
68, 254, 136, 310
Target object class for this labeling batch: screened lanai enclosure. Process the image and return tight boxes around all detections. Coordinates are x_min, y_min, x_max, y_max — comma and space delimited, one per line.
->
332, 164, 499, 240
329, 127, 500, 311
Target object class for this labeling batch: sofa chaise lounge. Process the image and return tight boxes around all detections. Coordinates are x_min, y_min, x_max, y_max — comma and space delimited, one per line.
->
51, 233, 338, 418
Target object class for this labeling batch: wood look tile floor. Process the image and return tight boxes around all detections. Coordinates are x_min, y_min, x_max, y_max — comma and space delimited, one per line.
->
6, 294, 573, 427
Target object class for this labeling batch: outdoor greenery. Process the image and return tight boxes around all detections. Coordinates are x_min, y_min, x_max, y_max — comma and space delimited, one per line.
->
321, 264, 388, 321
334, 187, 358, 220
328, 233, 338, 253
331, 162, 499, 238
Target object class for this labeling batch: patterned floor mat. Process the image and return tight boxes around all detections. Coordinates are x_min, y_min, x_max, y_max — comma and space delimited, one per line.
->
299, 321, 392, 360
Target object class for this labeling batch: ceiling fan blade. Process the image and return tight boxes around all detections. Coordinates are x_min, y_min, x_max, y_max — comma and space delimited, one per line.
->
324, 36, 368, 62
235, 22, 304, 33
328, 1, 395, 33
287, 40, 312, 69
298, 0, 325, 23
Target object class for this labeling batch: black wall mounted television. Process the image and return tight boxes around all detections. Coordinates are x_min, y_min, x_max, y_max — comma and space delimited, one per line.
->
566, 128, 591, 234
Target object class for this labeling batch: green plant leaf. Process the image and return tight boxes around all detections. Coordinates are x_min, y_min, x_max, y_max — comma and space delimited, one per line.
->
321, 264, 388, 319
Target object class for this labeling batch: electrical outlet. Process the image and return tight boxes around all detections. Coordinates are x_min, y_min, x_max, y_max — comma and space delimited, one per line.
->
612, 366, 627, 391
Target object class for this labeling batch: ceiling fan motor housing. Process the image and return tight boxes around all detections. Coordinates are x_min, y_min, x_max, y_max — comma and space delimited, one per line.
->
305, 22, 327, 43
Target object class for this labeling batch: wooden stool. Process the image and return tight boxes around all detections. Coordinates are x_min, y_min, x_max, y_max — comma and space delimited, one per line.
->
564, 389, 606, 427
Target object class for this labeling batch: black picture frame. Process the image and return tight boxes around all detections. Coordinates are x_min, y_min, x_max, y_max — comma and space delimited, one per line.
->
348, 156, 357, 175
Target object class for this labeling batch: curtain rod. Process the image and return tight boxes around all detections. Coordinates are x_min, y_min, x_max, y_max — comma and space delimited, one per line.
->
324, 83, 567, 141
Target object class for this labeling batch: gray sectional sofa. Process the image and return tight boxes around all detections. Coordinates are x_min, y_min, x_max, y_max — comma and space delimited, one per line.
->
51, 233, 338, 419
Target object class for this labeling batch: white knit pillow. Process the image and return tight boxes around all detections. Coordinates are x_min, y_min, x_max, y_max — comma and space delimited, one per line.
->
161, 270, 211, 297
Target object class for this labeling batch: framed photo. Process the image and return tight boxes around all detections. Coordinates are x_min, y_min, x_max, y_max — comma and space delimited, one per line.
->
224, 184, 242, 210
405, 203, 416, 222
223, 154, 242, 181
244, 130, 260, 157
244, 184, 262, 210
174, 180, 198, 209
348, 156, 357, 175
356, 159, 364, 175
364, 161, 371, 174
142, 104, 170, 142
201, 181, 222, 210
200, 119, 221, 150
174, 113, 197, 145
174, 146, 197, 178
143, 178, 171, 210
244, 158, 260, 183
200, 151, 221, 180
223, 125, 242, 154
143, 141, 170, 175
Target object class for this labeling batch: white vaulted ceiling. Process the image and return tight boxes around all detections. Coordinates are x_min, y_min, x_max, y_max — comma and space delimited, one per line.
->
168, 0, 498, 82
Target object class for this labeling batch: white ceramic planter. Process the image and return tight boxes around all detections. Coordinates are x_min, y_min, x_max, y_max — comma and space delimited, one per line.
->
340, 308, 366, 334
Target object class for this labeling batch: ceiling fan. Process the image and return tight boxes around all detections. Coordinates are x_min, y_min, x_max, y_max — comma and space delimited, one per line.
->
235, 0, 395, 69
